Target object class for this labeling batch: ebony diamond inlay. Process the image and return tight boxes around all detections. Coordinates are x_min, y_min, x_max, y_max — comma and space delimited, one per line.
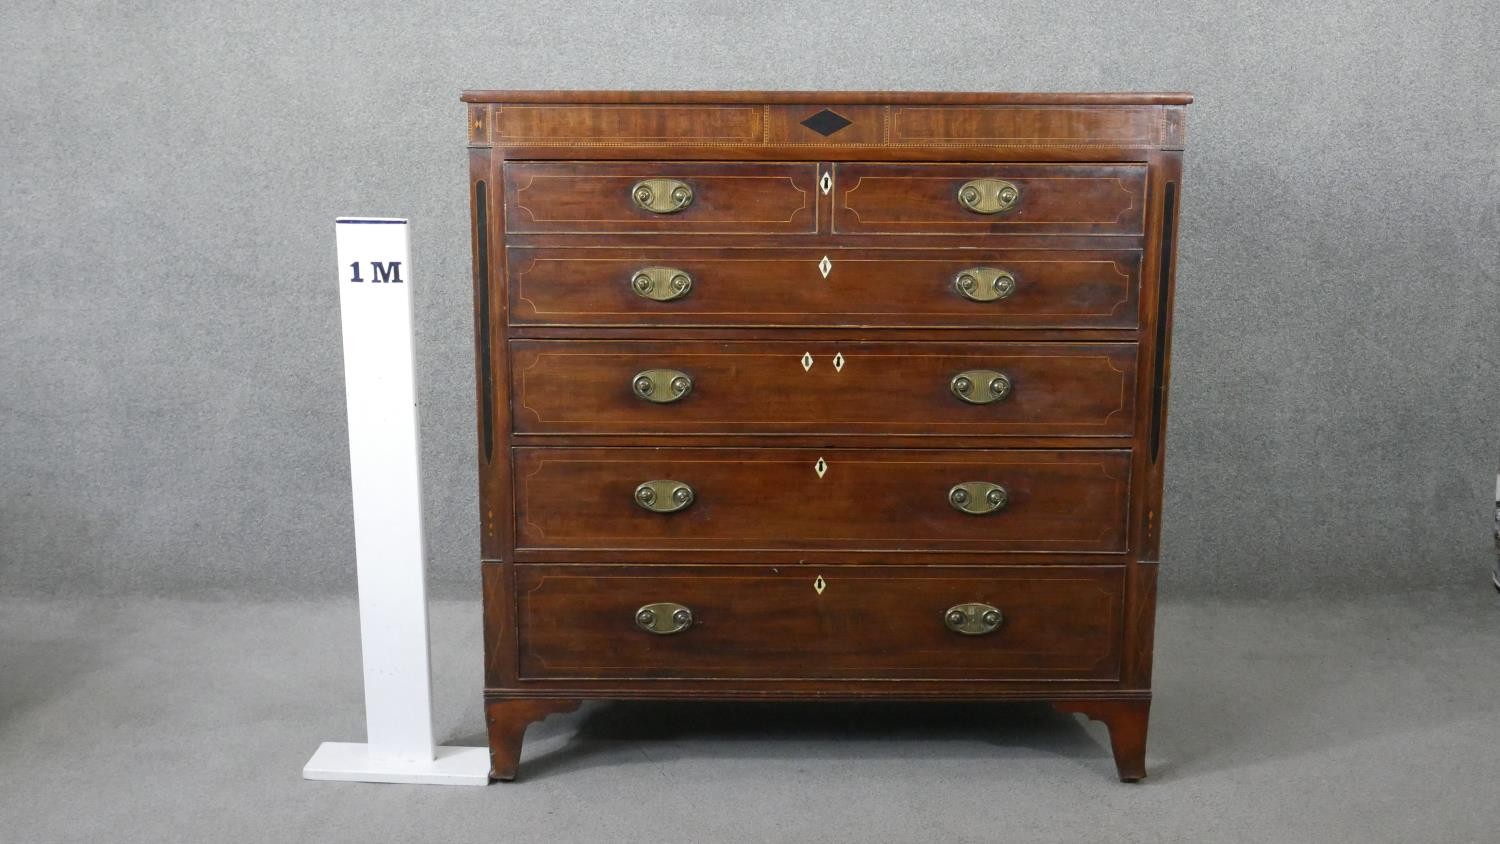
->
800, 109, 852, 137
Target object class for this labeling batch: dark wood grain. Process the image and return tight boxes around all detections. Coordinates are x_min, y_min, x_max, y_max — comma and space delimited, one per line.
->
489, 144, 1163, 163
512, 447, 1131, 553
485, 697, 581, 781
511, 340, 1136, 436
515, 564, 1124, 680
508, 247, 1141, 329
1138, 151, 1184, 561
1052, 698, 1151, 781
835, 163, 1147, 236
1122, 562, 1158, 689
503, 231, 1148, 250
468, 90, 1187, 782
472, 150, 513, 561
504, 161, 818, 235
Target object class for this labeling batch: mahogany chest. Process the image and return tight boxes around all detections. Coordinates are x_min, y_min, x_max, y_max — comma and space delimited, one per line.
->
462, 90, 1190, 781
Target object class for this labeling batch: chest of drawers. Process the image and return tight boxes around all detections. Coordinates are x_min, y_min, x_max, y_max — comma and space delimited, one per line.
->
463, 90, 1190, 782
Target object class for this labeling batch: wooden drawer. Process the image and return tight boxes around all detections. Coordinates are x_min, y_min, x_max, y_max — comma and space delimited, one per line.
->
514, 448, 1130, 553
513, 340, 1136, 437
515, 564, 1125, 680
508, 247, 1141, 328
833, 163, 1146, 236
503, 161, 819, 234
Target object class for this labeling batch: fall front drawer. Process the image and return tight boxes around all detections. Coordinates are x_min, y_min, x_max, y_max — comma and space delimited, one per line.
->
514, 448, 1131, 552
504, 161, 819, 234
513, 340, 1137, 436
834, 163, 1147, 236
515, 565, 1125, 680
508, 247, 1142, 328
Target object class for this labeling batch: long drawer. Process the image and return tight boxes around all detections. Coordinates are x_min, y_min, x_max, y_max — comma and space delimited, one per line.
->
515, 564, 1125, 680
508, 248, 1142, 328
504, 161, 819, 234
834, 163, 1147, 236
512, 340, 1136, 436
514, 448, 1131, 553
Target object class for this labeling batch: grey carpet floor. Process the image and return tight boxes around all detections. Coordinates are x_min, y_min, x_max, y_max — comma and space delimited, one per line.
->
2, 589, 1498, 843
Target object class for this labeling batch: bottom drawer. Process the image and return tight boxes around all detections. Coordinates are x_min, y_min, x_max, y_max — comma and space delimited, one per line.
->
515, 565, 1124, 681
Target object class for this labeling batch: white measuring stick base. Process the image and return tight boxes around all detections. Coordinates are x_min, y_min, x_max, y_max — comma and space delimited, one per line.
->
303, 742, 490, 786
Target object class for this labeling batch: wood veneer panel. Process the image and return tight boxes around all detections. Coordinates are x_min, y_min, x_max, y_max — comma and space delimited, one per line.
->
504, 161, 818, 235
508, 247, 1141, 330
516, 564, 1124, 681
513, 447, 1131, 553
511, 340, 1136, 437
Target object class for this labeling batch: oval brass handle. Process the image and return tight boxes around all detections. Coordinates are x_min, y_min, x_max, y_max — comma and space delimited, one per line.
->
631, 178, 694, 214
633, 369, 693, 403
631, 266, 693, 302
953, 267, 1017, 302
636, 602, 694, 635
634, 479, 694, 513
956, 178, 1021, 214
949, 481, 1008, 515
951, 370, 1012, 404
944, 603, 1004, 635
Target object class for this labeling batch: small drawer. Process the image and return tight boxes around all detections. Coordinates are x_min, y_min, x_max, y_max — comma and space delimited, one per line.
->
833, 163, 1147, 236
508, 247, 1142, 329
515, 564, 1125, 681
514, 447, 1130, 553
504, 161, 819, 234
512, 340, 1137, 437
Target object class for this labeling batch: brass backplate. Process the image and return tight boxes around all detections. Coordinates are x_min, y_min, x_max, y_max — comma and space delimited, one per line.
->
635, 602, 694, 635
632, 369, 693, 403
631, 178, 694, 214
949, 481, 1008, 515
944, 603, 1004, 635
630, 266, 693, 302
956, 178, 1021, 214
950, 370, 1012, 405
634, 479, 695, 513
953, 267, 1017, 302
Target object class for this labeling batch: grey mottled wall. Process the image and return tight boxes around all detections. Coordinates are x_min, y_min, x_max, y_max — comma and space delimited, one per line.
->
3, 0, 1497, 598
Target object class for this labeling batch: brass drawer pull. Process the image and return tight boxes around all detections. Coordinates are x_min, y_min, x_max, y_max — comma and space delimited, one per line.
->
631, 266, 693, 301
956, 178, 1020, 214
949, 481, 1008, 515
954, 267, 1017, 302
636, 602, 694, 635
631, 178, 694, 214
632, 369, 693, 403
634, 479, 695, 513
944, 603, 1004, 635
950, 370, 1012, 404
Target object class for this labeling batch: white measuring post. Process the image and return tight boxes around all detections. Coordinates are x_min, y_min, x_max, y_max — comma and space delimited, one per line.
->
303, 218, 489, 786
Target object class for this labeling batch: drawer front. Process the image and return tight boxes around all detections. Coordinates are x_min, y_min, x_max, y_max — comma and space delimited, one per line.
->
504, 161, 819, 234
514, 448, 1130, 552
834, 163, 1146, 235
509, 248, 1141, 328
515, 564, 1124, 680
513, 340, 1136, 436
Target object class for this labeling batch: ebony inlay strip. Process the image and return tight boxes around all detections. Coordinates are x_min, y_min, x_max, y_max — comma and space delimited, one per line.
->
476, 180, 494, 463
1149, 182, 1176, 463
